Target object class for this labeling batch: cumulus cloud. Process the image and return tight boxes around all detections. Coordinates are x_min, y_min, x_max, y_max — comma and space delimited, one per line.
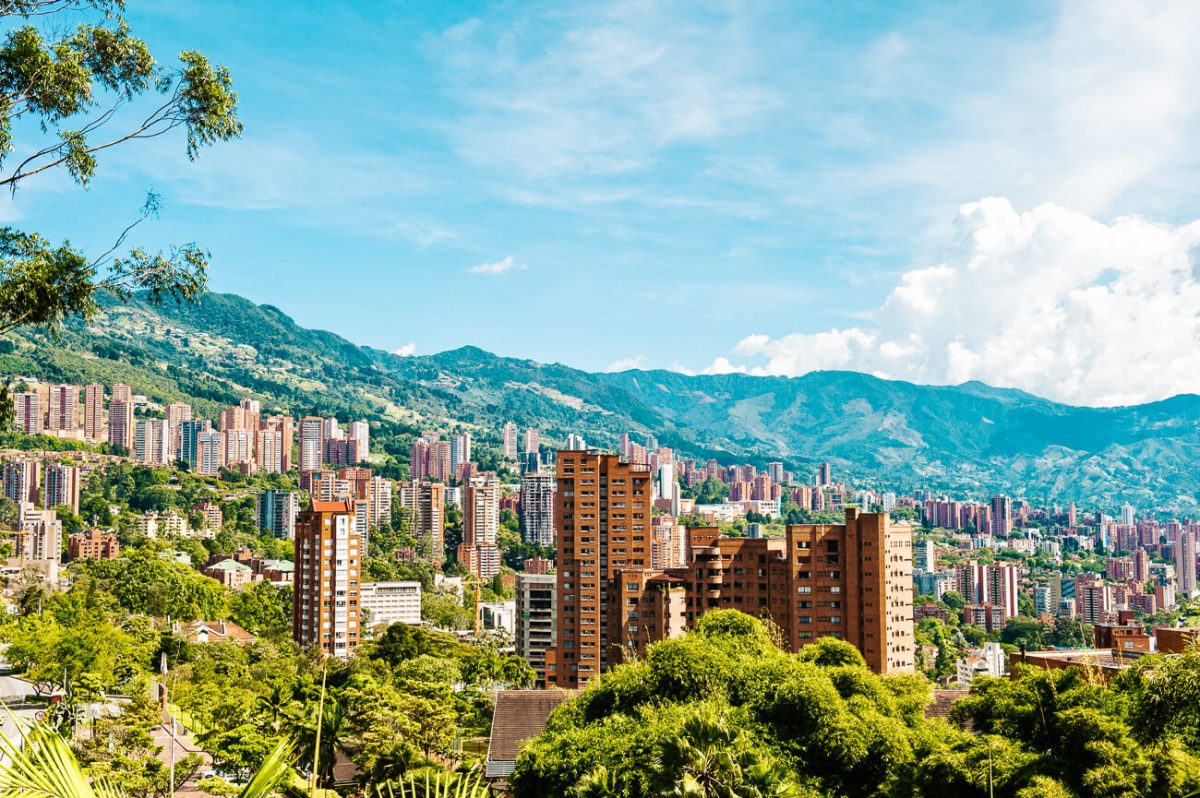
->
392, 343, 417, 357
606, 355, 645, 372
467, 256, 526, 275
710, 198, 1200, 407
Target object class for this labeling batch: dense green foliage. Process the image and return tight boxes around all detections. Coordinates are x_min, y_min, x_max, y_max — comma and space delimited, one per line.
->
512, 611, 1200, 798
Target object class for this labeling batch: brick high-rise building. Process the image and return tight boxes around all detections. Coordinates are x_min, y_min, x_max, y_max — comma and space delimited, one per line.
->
43, 463, 80, 513
399, 480, 445, 560
83, 383, 104, 441
46, 384, 77, 431
459, 475, 500, 579
293, 500, 362, 659
550, 451, 654, 688
107, 384, 134, 451
549, 451, 913, 688
2, 458, 41, 505
13, 391, 43, 435
989, 495, 1013, 537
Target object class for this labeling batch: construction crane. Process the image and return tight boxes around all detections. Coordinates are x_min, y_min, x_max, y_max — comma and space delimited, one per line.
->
462, 573, 484, 637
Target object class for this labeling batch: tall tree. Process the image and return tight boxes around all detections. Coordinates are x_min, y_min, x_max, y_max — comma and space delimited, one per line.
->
0, 0, 241, 421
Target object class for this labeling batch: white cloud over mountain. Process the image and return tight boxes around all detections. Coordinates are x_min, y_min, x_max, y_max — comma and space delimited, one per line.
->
711, 199, 1200, 407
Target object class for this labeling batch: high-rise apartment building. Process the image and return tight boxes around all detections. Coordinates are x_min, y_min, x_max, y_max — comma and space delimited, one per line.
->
955, 561, 1020, 618
348, 421, 369, 460
2, 459, 41, 505
399, 480, 446, 560
449, 432, 471, 476
299, 416, 324, 474
459, 475, 501, 579
503, 422, 519, 460
107, 384, 134, 451
46, 384, 77, 431
179, 419, 212, 469
165, 401, 192, 460
136, 418, 171, 465
195, 430, 224, 476
817, 462, 832, 486
519, 473, 556, 547
83, 383, 104, 441
516, 573, 557, 687
293, 500, 362, 658
43, 463, 80, 513
550, 451, 654, 687
564, 433, 587, 451
15, 503, 62, 581
524, 427, 540, 455
550, 451, 913, 688
257, 489, 299, 539
989, 495, 1013, 537
1177, 526, 1198, 599
13, 392, 43, 435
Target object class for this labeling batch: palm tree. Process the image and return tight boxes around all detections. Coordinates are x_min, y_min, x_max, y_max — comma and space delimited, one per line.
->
0, 722, 294, 798
255, 683, 293, 735
292, 697, 346, 789
376, 767, 489, 798
651, 708, 806, 798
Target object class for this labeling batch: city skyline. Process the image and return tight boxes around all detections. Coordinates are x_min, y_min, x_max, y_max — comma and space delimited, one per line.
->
18, 1, 1200, 407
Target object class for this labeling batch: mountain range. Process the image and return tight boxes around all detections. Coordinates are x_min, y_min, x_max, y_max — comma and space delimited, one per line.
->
5, 290, 1200, 510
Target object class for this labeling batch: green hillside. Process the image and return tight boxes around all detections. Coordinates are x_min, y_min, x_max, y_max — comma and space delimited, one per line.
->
8, 291, 1200, 509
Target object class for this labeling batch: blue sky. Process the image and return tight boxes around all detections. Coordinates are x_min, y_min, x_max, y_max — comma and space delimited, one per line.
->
17, 1, 1200, 405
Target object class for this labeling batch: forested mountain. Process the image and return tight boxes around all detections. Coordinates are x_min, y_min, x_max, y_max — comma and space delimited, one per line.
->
7, 291, 1200, 509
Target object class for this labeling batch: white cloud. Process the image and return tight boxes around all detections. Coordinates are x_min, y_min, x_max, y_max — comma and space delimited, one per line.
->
606, 355, 645, 372
713, 198, 1200, 407
435, 0, 776, 180
467, 256, 526, 275
392, 343, 417, 357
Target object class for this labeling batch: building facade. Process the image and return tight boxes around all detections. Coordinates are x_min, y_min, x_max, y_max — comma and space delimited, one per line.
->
293, 500, 362, 658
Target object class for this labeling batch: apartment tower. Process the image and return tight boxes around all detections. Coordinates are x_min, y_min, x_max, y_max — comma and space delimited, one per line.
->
83, 383, 104, 441
550, 450, 653, 688
293, 500, 362, 658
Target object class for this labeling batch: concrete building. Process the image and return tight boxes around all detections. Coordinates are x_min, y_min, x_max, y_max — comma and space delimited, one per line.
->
359, 581, 422, 629
519, 473, 556, 547
503, 422, 519, 460
13, 504, 62, 581
13, 391, 43, 435
293, 500, 362, 658
955, 641, 1007, 686
257, 489, 299, 539
516, 573, 557, 687
46, 384, 77, 432
299, 416, 324, 474
136, 418, 171, 465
